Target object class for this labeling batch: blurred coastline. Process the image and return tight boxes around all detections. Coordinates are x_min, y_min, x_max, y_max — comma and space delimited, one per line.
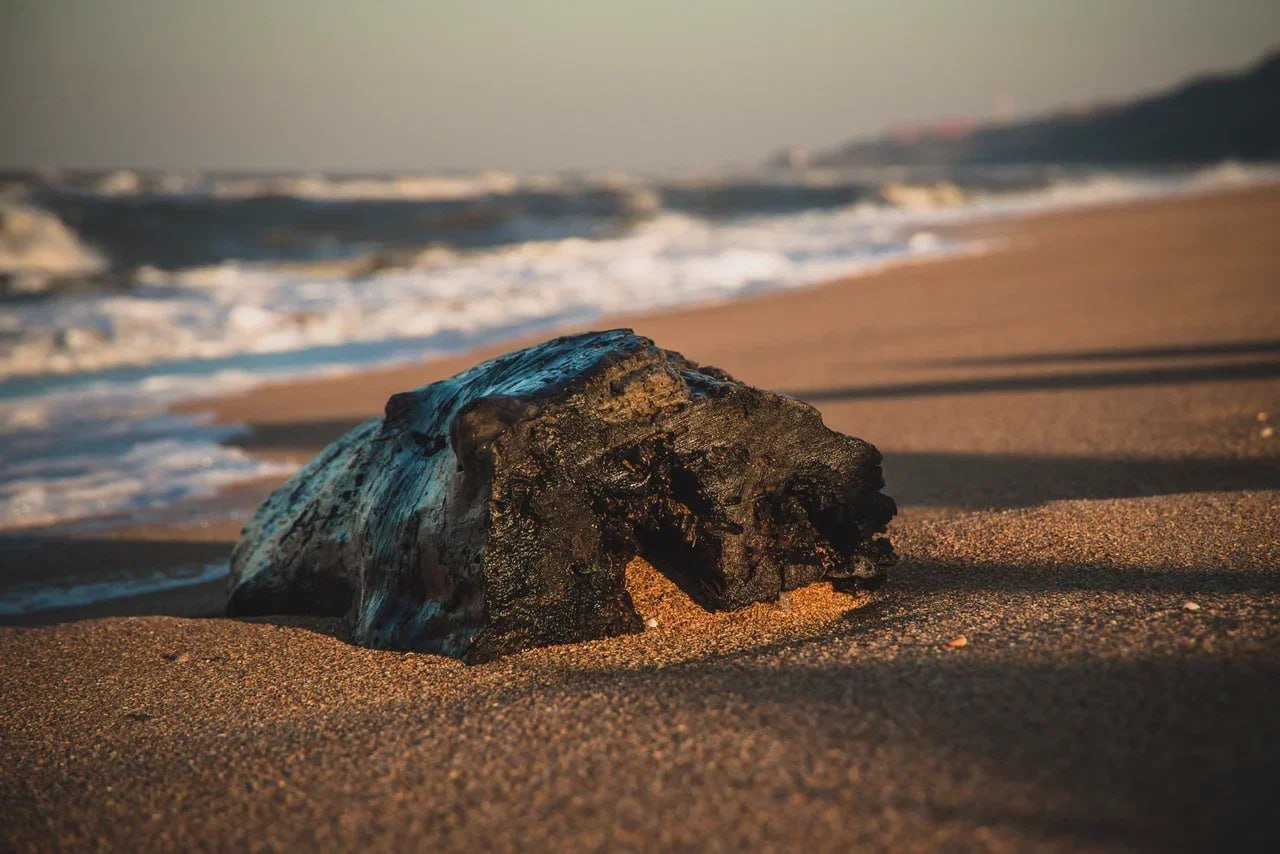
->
1, 176, 1278, 616
2, 161, 1276, 545
2, 163, 1280, 547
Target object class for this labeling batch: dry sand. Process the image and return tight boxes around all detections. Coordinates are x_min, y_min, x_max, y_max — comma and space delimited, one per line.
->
2, 186, 1279, 851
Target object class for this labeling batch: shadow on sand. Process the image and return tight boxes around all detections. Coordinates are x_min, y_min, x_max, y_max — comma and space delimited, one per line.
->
0, 535, 231, 627
787, 356, 1280, 402
921, 336, 1280, 368
528, 639, 1280, 849
885, 451, 1280, 509
10, 450, 1277, 625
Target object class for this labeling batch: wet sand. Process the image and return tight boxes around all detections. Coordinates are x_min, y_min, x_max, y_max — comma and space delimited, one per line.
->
2, 186, 1279, 850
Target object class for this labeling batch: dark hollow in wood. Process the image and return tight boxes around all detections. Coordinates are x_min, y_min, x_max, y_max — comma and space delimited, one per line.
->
227, 330, 896, 662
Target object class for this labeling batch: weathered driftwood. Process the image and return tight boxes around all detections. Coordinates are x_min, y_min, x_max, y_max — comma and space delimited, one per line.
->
228, 329, 896, 662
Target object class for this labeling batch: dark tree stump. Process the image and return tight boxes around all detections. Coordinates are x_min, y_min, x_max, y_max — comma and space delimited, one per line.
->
227, 330, 896, 662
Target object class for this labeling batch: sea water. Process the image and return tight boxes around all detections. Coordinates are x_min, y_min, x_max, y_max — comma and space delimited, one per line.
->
1, 162, 1274, 538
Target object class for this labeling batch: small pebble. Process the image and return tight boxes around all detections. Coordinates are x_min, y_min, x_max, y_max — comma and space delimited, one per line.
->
1261, 426, 1274, 439
644, 617, 659, 629
1258, 411, 1270, 422
946, 635, 968, 649
1183, 601, 1201, 611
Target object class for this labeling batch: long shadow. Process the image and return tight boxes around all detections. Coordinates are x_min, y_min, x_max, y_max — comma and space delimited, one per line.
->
922, 337, 1280, 368
15, 538, 1271, 640
228, 428, 1280, 511
10, 537, 1279, 852
231, 417, 370, 452
23, 627, 1279, 849
236, 547, 1280, 649
0, 536, 231, 627
884, 451, 1280, 509
887, 556, 1280, 596
787, 357, 1280, 402
11, 447, 1274, 628
490, 559, 1280, 846
520, 654, 1280, 850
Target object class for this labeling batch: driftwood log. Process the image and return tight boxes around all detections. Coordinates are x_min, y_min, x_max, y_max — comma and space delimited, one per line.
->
228, 330, 896, 662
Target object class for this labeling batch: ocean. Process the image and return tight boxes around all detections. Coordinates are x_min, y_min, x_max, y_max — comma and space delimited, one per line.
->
1, 161, 1274, 548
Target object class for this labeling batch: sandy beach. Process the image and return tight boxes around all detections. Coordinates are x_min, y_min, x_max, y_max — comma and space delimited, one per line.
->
2, 185, 1279, 850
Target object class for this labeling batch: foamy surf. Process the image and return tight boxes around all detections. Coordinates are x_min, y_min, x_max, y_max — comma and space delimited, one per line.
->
0, 208, 968, 378
0, 376, 297, 531
0, 561, 228, 616
0, 162, 1276, 536
0, 202, 107, 293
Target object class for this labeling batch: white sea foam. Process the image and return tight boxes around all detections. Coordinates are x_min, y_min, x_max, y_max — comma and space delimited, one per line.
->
0, 561, 229, 616
0, 202, 107, 292
211, 170, 531, 201
877, 181, 967, 210
0, 376, 296, 531
0, 206, 966, 377
0, 201, 962, 531
0, 162, 1275, 535
92, 169, 145, 196
74, 169, 632, 202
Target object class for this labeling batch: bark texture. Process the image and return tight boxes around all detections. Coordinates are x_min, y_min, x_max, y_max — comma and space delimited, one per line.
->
227, 329, 896, 662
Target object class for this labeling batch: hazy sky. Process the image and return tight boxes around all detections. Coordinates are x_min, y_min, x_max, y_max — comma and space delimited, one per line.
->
2, 0, 1277, 172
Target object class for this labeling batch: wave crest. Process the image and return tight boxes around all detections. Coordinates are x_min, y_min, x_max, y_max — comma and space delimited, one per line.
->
0, 202, 106, 292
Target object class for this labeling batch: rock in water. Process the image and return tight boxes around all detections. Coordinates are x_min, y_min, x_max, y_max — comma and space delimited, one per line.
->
227, 330, 896, 662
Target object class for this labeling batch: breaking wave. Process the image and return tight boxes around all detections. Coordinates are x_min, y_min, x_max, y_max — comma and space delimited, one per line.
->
0, 160, 1276, 531
0, 202, 107, 293
0, 208, 968, 379
4, 161, 1275, 380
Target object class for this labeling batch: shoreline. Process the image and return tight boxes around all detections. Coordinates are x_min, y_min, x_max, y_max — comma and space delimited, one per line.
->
2, 171, 1271, 536
203, 180, 1279, 438
2, 184, 1279, 849
3, 182, 1279, 623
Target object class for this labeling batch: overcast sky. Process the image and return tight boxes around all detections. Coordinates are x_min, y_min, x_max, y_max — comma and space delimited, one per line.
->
2, 0, 1277, 173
